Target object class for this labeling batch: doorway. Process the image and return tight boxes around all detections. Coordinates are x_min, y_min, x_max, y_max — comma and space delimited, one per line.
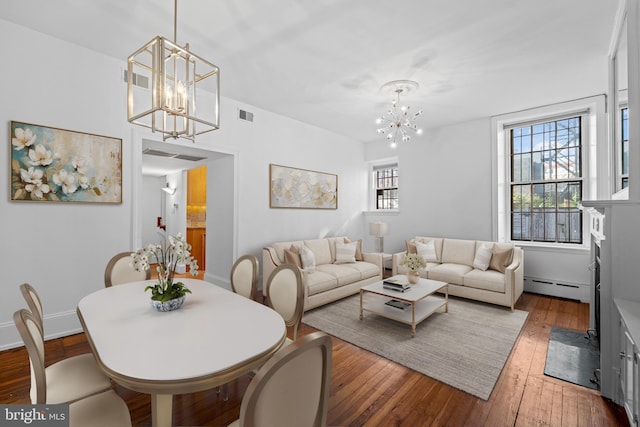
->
135, 136, 237, 287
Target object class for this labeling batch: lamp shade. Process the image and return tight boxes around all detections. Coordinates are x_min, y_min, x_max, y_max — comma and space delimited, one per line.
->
369, 222, 389, 237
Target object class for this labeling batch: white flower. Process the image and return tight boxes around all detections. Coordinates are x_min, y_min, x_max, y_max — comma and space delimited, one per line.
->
25, 181, 51, 199
52, 169, 78, 194
12, 128, 36, 150
72, 157, 89, 174
20, 167, 44, 184
28, 144, 54, 166
77, 174, 90, 189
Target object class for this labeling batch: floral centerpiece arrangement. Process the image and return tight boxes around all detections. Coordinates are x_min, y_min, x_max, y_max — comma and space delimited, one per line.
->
401, 253, 426, 284
401, 253, 427, 271
131, 233, 199, 310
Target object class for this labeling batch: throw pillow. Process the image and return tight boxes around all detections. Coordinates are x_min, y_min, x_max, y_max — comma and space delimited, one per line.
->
473, 243, 493, 271
406, 240, 417, 254
284, 245, 302, 268
489, 247, 513, 273
343, 238, 363, 261
335, 241, 357, 264
299, 245, 316, 272
416, 240, 437, 262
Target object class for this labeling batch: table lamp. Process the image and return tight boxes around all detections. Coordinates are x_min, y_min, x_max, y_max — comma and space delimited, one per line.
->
369, 222, 389, 253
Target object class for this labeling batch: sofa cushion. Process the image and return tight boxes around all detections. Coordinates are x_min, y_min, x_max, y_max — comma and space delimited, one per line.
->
299, 245, 316, 272
489, 246, 513, 273
348, 261, 380, 279
305, 271, 338, 296
284, 245, 302, 268
304, 239, 333, 265
428, 263, 472, 283
473, 242, 493, 271
316, 264, 361, 286
464, 269, 506, 293
441, 239, 476, 266
416, 241, 438, 262
344, 238, 363, 261
272, 240, 305, 263
335, 241, 357, 264
415, 237, 443, 261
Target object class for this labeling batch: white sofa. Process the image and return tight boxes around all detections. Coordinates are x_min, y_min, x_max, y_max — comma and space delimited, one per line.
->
263, 237, 383, 311
392, 236, 524, 310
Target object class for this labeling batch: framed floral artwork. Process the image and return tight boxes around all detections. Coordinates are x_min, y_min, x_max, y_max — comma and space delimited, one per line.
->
269, 164, 337, 209
10, 121, 122, 203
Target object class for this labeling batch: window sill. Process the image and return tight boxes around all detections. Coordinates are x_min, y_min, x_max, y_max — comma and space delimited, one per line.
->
363, 210, 400, 216
511, 241, 589, 254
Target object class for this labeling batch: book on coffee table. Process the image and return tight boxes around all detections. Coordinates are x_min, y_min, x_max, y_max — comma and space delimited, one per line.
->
385, 299, 411, 310
383, 278, 410, 292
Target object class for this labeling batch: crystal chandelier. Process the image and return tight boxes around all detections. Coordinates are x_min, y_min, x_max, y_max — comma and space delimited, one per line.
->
376, 80, 423, 148
127, 0, 220, 142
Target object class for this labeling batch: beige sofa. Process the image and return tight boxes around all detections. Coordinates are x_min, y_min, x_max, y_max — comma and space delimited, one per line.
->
263, 237, 383, 311
392, 236, 524, 309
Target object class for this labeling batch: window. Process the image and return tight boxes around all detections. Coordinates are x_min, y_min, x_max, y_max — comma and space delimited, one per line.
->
373, 164, 398, 209
621, 107, 629, 189
509, 116, 583, 244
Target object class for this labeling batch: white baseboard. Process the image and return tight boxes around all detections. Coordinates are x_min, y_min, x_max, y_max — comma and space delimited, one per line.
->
0, 310, 82, 351
524, 276, 590, 302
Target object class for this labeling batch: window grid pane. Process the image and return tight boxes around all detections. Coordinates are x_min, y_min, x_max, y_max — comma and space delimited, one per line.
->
375, 166, 398, 209
510, 116, 583, 244
621, 107, 629, 189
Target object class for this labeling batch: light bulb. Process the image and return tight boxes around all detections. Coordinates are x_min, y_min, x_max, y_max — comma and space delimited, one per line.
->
390, 141, 397, 148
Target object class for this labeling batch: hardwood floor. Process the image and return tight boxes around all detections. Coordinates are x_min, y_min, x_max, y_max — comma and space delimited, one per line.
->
1, 292, 629, 426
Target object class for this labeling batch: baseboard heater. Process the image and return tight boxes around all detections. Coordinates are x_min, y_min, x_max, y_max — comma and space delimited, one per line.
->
524, 276, 589, 302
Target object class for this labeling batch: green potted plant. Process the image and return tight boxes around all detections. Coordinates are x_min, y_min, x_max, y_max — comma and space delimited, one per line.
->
131, 232, 199, 311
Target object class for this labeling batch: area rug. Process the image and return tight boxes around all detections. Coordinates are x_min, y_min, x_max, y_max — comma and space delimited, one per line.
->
544, 327, 600, 390
303, 295, 528, 400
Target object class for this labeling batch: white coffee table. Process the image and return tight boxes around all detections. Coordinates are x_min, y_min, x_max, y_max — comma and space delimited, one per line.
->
359, 275, 448, 337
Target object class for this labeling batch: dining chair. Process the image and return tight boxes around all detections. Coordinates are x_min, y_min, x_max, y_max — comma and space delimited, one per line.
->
230, 255, 259, 300
266, 263, 304, 341
227, 331, 332, 427
20, 283, 43, 333
216, 255, 259, 401
13, 309, 113, 405
104, 251, 150, 287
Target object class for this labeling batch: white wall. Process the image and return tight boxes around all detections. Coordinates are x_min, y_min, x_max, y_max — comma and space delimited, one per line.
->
141, 175, 163, 246
0, 19, 369, 349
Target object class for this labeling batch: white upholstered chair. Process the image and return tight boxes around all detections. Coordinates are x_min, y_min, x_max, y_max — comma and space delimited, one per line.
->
230, 255, 259, 300
228, 331, 332, 427
266, 263, 304, 341
20, 283, 44, 333
13, 309, 113, 405
104, 252, 150, 287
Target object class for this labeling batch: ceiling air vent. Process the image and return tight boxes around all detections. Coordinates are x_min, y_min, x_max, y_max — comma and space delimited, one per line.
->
142, 148, 206, 162
238, 109, 254, 122
174, 154, 207, 162
123, 70, 149, 89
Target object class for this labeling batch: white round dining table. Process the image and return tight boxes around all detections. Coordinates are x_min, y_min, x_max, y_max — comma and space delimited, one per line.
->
77, 279, 286, 427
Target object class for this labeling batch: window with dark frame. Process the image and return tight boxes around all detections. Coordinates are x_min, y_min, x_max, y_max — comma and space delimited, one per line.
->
510, 116, 583, 244
374, 165, 398, 209
621, 107, 629, 189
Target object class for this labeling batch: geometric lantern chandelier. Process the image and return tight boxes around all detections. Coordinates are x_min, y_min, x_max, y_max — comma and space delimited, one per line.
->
127, 0, 220, 142
376, 80, 423, 148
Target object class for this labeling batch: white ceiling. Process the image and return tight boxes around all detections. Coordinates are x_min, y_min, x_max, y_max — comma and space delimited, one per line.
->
1, 0, 619, 147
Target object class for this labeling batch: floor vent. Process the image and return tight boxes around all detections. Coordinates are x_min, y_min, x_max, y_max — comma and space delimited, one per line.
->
123, 70, 149, 89
238, 109, 254, 122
